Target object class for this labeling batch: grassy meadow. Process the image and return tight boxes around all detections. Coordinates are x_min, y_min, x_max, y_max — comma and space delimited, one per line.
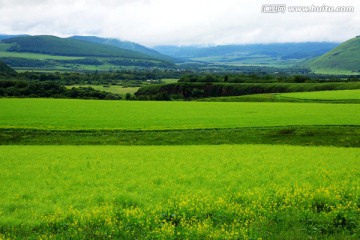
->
0, 97, 360, 239
1, 145, 360, 239
1, 98, 359, 130
201, 89, 360, 103
278, 89, 360, 101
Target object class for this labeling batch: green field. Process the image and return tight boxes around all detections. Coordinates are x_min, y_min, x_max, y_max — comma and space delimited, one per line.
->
201, 89, 360, 103
279, 89, 360, 101
1, 145, 359, 239
1, 98, 360, 239
1, 99, 359, 130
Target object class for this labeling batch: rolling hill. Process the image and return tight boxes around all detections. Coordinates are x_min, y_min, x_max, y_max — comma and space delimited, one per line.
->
308, 36, 360, 74
2, 35, 158, 59
0, 35, 174, 70
71, 36, 174, 62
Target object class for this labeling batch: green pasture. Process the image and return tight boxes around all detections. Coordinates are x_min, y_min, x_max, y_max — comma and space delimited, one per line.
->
1, 97, 359, 238
201, 89, 360, 103
1, 145, 359, 239
278, 89, 360, 101
0, 98, 359, 130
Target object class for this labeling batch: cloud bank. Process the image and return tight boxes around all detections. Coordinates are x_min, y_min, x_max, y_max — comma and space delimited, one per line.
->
0, 0, 359, 46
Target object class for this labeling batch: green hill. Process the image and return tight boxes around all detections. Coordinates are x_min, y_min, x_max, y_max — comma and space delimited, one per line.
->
2, 35, 157, 59
71, 36, 174, 62
308, 36, 360, 74
0, 35, 174, 71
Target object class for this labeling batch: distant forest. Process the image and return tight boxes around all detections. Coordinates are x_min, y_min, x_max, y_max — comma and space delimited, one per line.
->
1, 60, 360, 101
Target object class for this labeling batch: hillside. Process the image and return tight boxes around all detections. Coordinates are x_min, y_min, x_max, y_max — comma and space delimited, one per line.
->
2, 35, 157, 59
0, 35, 174, 70
71, 36, 174, 62
308, 36, 360, 74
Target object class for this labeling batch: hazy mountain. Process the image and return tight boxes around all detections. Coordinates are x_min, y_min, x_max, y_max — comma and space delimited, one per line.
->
154, 43, 339, 61
0, 34, 29, 40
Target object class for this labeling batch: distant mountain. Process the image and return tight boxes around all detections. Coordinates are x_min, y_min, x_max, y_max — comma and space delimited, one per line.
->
308, 36, 360, 74
0, 60, 16, 74
154, 43, 339, 60
0, 34, 29, 40
2, 35, 160, 59
71, 36, 174, 62
0, 35, 174, 70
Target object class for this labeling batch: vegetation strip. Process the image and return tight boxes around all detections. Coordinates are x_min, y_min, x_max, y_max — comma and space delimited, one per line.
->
1, 126, 359, 147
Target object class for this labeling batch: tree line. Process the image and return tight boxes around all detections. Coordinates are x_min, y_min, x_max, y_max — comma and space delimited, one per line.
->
0, 80, 122, 100
135, 82, 360, 101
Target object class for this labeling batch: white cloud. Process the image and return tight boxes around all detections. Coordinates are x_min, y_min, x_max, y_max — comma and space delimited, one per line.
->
0, 0, 359, 46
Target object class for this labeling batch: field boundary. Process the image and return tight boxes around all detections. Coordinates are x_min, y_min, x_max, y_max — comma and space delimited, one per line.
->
1, 125, 359, 147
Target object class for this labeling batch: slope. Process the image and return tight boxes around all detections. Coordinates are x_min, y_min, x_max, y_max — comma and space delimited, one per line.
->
0, 35, 174, 70
1, 35, 157, 59
308, 36, 360, 74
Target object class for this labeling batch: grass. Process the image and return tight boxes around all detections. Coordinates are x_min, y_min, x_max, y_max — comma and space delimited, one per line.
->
1, 126, 359, 147
200, 89, 360, 103
1, 97, 359, 238
0, 144, 359, 239
1, 98, 359, 130
278, 89, 360, 101
309, 36, 360, 74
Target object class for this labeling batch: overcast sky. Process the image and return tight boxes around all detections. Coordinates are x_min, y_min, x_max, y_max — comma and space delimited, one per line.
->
0, 0, 359, 46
